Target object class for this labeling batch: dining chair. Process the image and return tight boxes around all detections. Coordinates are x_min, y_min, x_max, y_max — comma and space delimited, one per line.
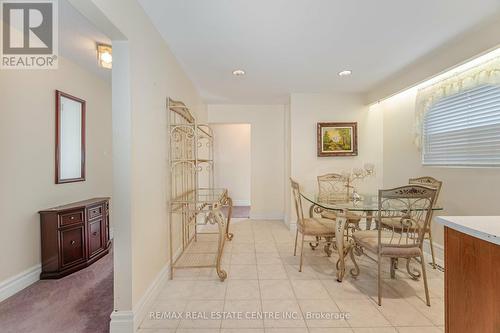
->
380, 177, 442, 268
290, 178, 336, 272
349, 185, 437, 306
409, 177, 442, 268
317, 173, 362, 225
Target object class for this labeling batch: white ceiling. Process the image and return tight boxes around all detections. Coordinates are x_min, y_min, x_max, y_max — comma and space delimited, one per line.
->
60, 0, 111, 82
138, 0, 500, 104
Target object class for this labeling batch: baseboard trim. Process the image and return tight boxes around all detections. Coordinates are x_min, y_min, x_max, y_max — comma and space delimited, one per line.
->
250, 212, 284, 220
0, 264, 41, 303
109, 310, 134, 333
133, 264, 170, 330
109, 264, 169, 333
232, 200, 251, 206
110, 247, 182, 333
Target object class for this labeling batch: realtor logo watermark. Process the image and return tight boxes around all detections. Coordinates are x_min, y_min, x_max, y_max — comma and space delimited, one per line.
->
1, 0, 58, 69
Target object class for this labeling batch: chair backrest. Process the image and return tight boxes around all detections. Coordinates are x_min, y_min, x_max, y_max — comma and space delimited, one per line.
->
290, 178, 305, 228
378, 185, 437, 249
409, 176, 442, 206
317, 173, 348, 202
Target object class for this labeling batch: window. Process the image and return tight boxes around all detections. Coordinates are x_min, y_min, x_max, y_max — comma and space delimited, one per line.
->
422, 84, 500, 167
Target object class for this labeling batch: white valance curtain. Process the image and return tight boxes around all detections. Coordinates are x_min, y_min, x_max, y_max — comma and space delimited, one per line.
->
414, 56, 500, 149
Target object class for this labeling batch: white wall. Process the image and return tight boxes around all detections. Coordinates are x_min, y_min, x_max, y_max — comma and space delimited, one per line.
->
288, 93, 384, 225
377, 88, 500, 246
208, 105, 285, 219
211, 124, 251, 206
284, 100, 292, 224
0, 57, 112, 296
83, 0, 206, 324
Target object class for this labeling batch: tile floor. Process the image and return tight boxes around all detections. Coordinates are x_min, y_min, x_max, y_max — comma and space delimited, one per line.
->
139, 219, 445, 333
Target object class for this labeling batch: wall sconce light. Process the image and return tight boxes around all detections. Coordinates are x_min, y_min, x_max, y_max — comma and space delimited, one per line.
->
97, 43, 112, 69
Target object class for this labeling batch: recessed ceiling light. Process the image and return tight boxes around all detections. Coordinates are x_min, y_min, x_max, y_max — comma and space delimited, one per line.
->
232, 69, 246, 76
338, 70, 352, 77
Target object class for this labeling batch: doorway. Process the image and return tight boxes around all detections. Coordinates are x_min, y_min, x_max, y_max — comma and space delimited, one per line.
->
211, 123, 251, 218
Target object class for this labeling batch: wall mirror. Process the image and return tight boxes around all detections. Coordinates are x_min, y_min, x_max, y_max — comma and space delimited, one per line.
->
55, 90, 86, 184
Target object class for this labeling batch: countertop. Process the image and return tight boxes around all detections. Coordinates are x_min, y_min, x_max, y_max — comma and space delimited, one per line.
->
436, 216, 500, 245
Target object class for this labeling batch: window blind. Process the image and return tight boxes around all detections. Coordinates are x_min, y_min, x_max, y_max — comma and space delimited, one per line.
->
422, 84, 500, 167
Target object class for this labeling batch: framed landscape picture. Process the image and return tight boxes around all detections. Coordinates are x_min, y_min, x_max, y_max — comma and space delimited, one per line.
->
317, 122, 358, 156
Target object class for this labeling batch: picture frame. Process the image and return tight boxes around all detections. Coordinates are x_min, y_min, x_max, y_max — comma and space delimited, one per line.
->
55, 90, 86, 184
317, 122, 358, 157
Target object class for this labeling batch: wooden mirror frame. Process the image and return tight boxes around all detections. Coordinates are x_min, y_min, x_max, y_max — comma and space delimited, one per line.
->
55, 90, 86, 184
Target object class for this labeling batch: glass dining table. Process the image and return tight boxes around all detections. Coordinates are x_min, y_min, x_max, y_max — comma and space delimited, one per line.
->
300, 192, 443, 281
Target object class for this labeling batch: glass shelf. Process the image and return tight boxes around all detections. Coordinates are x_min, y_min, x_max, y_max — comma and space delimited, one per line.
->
170, 188, 227, 205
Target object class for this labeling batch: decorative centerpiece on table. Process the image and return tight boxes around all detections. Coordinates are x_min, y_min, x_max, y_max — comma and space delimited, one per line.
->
340, 163, 375, 202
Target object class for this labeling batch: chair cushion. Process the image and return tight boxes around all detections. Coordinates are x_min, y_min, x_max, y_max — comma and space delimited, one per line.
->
380, 246, 421, 257
299, 218, 336, 236
352, 230, 422, 257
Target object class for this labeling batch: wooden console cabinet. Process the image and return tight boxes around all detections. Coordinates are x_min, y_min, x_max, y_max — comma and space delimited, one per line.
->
39, 197, 111, 279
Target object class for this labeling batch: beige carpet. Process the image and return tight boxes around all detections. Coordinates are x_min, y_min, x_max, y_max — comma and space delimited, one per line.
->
0, 247, 113, 333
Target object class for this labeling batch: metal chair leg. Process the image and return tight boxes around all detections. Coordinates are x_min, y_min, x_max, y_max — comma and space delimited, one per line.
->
420, 254, 431, 306
299, 233, 305, 272
294, 228, 299, 256
428, 229, 436, 269
378, 255, 382, 306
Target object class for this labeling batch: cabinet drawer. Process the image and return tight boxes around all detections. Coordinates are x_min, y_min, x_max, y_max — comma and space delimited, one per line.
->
87, 205, 103, 220
60, 226, 85, 267
88, 219, 103, 257
59, 210, 84, 227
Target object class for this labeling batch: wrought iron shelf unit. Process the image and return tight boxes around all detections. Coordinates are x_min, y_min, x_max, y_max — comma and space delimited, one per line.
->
167, 98, 233, 281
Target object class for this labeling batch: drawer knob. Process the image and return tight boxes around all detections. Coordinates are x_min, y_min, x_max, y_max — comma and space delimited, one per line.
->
70, 240, 76, 245
70, 216, 75, 220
